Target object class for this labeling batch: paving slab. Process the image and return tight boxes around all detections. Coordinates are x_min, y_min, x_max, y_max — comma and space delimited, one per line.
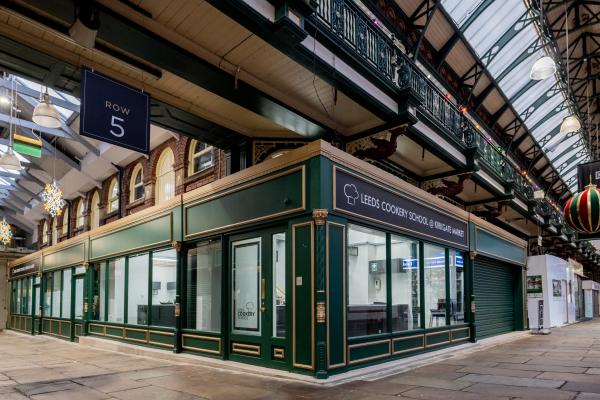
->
563, 382, 600, 394
456, 366, 541, 378
400, 386, 510, 400
457, 373, 564, 388
495, 362, 588, 374
463, 383, 577, 400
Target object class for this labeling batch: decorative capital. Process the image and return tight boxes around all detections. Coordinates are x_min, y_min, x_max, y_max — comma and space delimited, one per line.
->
171, 241, 182, 252
312, 209, 328, 226
82, 261, 89, 270
469, 251, 477, 260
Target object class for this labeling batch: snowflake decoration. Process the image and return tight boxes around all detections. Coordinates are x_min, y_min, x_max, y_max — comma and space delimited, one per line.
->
41, 180, 64, 218
0, 218, 12, 245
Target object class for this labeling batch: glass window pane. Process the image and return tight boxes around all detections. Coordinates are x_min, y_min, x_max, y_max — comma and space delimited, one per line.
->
152, 249, 177, 327
232, 238, 261, 334
134, 185, 144, 200
186, 240, 222, 332
43, 274, 51, 316
16, 279, 21, 314
273, 233, 286, 338
128, 254, 149, 325
93, 264, 106, 321
62, 269, 71, 319
51, 270, 62, 318
75, 278, 84, 320
391, 235, 420, 331
424, 245, 447, 328
108, 258, 125, 323
450, 251, 464, 325
34, 284, 40, 317
347, 225, 387, 337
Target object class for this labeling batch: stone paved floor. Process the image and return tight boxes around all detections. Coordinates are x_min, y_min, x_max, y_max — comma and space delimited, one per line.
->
1, 321, 600, 399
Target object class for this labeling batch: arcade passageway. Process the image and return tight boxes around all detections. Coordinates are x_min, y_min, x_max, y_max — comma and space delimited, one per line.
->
1, 321, 600, 399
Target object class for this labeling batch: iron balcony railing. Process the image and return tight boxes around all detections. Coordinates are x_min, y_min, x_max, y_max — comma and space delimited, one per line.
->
312, 0, 538, 203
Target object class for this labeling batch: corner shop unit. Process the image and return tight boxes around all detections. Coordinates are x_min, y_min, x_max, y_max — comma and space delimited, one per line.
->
8, 141, 527, 378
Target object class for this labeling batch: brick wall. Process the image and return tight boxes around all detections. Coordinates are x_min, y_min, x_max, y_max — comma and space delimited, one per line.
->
39, 137, 227, 249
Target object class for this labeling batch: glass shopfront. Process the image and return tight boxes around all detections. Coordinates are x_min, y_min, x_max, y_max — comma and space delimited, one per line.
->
347, 224, 465, 338
91, 248, 178, 328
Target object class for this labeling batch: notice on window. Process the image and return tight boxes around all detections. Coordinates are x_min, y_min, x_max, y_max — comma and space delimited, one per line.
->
232, 241, 260, 333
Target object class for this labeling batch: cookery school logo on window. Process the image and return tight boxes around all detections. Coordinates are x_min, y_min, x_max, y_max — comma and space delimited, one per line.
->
335, 168, 468, 247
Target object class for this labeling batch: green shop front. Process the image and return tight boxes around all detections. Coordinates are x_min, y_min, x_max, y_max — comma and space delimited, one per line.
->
7, 140, 526, 378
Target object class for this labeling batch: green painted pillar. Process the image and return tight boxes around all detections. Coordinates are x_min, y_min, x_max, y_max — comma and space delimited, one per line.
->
467, 252, 476, 342
313, 209, 328, 379
82, 262, 91, 336
173, 241, 183, 353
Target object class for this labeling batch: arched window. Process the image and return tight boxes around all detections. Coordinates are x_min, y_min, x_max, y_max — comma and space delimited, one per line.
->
76, 199, 85, 228
155, 148, 175, 205
61, 206, 69, 236
188, 140, 214, 176
130, 163, 144, 202
51, 218, 57, 246
90, 191, 100, 230
108, 178, 119, 213
41, 220, 48, 244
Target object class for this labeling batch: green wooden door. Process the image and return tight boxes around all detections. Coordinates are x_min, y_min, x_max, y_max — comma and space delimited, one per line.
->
474, 258, 516, 338
229, 229, 288, 367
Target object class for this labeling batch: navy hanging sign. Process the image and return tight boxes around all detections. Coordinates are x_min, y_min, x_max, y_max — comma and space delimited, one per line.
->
334, 167, 468, 248
577, 160, 600, 191
80, 69, 150, 153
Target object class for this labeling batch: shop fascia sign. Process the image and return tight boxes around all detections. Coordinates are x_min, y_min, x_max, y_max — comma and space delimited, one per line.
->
9, 262, 38, 279
334, 167, 468, 248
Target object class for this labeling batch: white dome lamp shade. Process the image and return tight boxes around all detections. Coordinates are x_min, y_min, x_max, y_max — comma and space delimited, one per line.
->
530, 56, 556, 80
0, 147, 22, 171
32, 91, 61, 129
560, 115, 581, 134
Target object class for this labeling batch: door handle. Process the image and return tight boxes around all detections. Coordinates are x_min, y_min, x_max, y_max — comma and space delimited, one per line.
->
261, 278, 267, 312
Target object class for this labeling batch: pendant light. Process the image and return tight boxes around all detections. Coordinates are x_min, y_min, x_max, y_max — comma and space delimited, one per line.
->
0, 79, 22, 171
530, 0, 556, 80
560, 4, 581, 134
32, 87, 61, 129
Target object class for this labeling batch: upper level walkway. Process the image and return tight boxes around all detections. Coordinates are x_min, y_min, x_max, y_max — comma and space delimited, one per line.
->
1, 320, 600, 399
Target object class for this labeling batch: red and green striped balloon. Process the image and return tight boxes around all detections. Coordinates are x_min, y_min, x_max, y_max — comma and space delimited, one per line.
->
564, 184, 600, 233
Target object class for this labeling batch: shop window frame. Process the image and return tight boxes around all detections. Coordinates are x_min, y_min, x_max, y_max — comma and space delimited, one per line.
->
345, 219, 467, 343
90, 246, 178, 330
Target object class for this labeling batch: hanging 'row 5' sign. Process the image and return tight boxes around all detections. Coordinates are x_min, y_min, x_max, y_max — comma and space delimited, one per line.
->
80, 69, 150, 154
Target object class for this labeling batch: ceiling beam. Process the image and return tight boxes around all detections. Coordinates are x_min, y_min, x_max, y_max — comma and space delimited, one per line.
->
12, 0, 329, 139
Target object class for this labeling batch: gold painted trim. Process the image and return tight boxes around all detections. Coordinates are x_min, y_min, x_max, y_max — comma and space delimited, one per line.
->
326, 222, 346, 369
105, 326, 125, 339
42, 241, 86, 271
332, 166, 469, 249
40, 318, 70, 338
124, 327, 149, 343
232, 342, 261, 356
89, 213, 174, 261
450, 327, 470, 342
148, 330, 175, 348
273, 347, 285, 359
181, 334, 222, 355
292, 221, 315, 370
89, 323, 107, 336
347, 339, 391, 365
425, 330, 451, 348
183, 166, 306, 240
392, 334, 425, 355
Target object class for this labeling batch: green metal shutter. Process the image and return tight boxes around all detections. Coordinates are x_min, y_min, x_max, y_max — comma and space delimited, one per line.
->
474, 257, 516, 338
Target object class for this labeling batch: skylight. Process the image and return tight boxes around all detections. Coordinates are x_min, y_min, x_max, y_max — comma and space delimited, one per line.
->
441, 0, 589, 193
